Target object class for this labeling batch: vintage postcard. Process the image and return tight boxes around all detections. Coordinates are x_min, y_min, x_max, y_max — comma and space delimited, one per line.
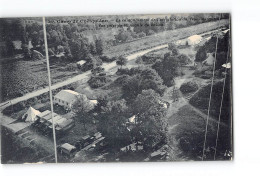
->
0, 13, 232, 163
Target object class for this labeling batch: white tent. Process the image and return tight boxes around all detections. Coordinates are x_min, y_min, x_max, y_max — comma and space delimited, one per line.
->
187, 35, 203, 45
22, 107, 41, 122
202, 53, 215, 66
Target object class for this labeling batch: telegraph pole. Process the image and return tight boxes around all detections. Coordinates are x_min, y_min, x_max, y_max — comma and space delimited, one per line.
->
42, 17, 58, 163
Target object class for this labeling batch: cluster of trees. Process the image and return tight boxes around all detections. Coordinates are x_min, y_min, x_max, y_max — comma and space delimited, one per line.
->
115, 67, 166, 102
95, 89, 168, 152
0, 18, 106, 65
71, 88, 169, 153
152, 44, 190, 86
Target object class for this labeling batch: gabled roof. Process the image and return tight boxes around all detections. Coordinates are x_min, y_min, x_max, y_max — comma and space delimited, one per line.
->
54, 90, 79, 103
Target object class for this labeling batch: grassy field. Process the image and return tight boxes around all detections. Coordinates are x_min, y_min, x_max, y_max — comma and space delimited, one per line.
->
0, 58, 80, 102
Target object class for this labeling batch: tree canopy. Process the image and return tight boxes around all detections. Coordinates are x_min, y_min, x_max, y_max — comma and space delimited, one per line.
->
116, 56, 128, 68
122, 67, 166, 102
71, 95, 95, 130
131, 89, 168, 151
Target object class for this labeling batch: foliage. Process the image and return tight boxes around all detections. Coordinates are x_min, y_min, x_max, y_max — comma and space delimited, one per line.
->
195, 46, 207, 62
152, 54, 181, 87
91, 66, 105, 76
138, 32, 146, 38
147, 29, 155, 35
131, 89, 168, 151
177, 54, 190, 66
137, 53, 163, 65
95, 39, 104, 55
100, 55, 116, 63
122, 67, 166, 102
71, 94, 95, 130
97, 99, 131, 150
180, 81, 199, 94
88, 76, 110, 89
168, 43, 179, 56
115, 29, 133, 43
116, 56, 128, 68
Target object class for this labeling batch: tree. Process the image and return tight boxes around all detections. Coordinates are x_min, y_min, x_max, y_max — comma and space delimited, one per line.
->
71, 95, 95, 131
147, 29, 155, 35
152, 54, 181, 87
131, 89, 168, 151
91, 66, 105, 76
168, 43, 179, 56
178, 54, 190, 66
116, 56, 128, 68
69, 39, 81, 59
98, 99, 130, 150
115, 30, 132, 42
177, 54, 190, 73
22, 44, 32, 59
195, 46, 207, 62
95, 39, 104, 55
138, 32, 146, 38
122, 67, 166, 102
6, 39, 15, 56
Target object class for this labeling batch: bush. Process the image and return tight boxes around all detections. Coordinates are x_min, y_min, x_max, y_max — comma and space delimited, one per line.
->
88, 76, 110, 89
147, 29, 155, 35
140, 54, 163, 65
138, 32, 146, 38
135, 57, 143, 64
180, 81, 199, 94
116, 68, 130, 75
100, 55, 116, 63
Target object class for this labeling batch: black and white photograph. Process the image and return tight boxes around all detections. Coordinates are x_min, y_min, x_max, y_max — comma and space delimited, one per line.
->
0, 13, 232, 164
